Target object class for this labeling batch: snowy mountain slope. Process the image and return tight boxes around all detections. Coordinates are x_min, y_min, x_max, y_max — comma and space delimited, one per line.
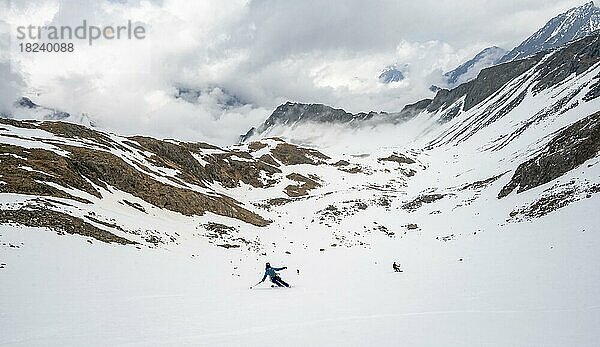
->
441, 46, 507, 89
229, 33, 600, 314
2, 18, 600, 347
429, 1, 600, 92
420, 33, 600, 151
3, 29, 590, 257
378, 64, 406, 83
499, 1, 600, 63
2, 100, 600, 346
0, 118, 433, 249
2, 66, 600, 346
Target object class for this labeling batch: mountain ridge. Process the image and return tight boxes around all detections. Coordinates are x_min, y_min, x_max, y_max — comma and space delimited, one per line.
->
442, 46, 508, 88
499, 1, 600, 63
244, 30, 600, 142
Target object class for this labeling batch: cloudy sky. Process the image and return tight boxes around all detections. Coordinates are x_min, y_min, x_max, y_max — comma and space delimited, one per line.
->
0, 0, 590, 144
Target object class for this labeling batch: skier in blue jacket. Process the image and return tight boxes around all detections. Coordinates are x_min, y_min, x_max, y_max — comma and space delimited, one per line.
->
256, 262, 290, 287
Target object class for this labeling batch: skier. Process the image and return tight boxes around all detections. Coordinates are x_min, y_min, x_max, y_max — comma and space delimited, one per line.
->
253, 262, 290, 288
393, 262, 402, 272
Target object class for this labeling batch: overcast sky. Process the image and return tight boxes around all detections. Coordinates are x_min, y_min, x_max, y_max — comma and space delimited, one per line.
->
0, 0, 590, 144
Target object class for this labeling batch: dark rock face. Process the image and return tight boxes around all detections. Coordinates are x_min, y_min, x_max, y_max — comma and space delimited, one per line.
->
241, 97, 435, 141
378, 154, 415, 165
429, 85, 442, 92
240, 102, 390, 141
427, 55, 541, 116
402, 194, 446, 212
258, 154, 280, 167
532, 33, 600, 92
333, 160, 350, 167
393, 99, 432, 122
378, 65, 405, 83
175, 86, 246, 108
239, 127, 256, 143
584, 76, 600, 101
241, 93, 430, 141
15, 97, 37, 109
264, 102, 378, 127
460, 172, 507, 191
499, 111, 600, 198
248, 141, 267, 151
438, 104, 462, 124
499, 2, 600, 63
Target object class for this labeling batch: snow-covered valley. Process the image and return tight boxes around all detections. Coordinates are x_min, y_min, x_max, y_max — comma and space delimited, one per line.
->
2, 16, 600, 347
2, 203, 599, 347
2, 108, 599, 346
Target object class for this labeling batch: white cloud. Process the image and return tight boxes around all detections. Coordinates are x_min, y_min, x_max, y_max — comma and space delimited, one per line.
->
0, 60, 25, 114
0, 0, 590, 144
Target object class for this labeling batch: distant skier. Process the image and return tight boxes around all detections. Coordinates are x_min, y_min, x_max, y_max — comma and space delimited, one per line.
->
393, 262, 402, 272
254, 262, 290, 288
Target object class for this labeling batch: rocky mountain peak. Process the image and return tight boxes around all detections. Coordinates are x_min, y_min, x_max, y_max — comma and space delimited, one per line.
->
499, 1, 600, 63
238, 102, 387, 141
378, 65, 405, 83
442, 46, 508, 88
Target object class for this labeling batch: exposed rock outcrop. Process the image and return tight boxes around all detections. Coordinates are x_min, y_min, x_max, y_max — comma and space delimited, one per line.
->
499, 111, 600, 198
0, 207, 135, 244
271, 143, 330, 166
284, 173, 321, 197
0, 119, 270, 227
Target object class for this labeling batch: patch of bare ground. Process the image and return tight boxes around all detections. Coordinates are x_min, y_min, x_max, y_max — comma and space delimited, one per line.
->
509, 180, 600, 221
271, 143, 330, 165
402, 194, 447, 212
284, 173, 322, 197
378, 153, 416, 165
0, 207, 135, 244
202, 222, 260, 251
